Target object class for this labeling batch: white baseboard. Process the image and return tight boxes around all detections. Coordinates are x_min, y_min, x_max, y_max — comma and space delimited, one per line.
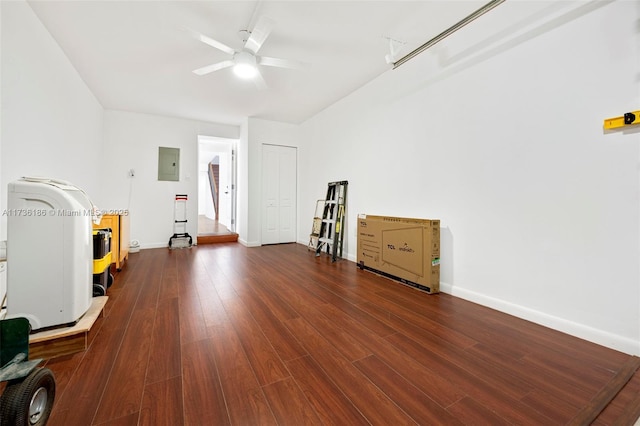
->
139, 242, 169, 249
439, 282, 640, 356
239, 238, 260, 247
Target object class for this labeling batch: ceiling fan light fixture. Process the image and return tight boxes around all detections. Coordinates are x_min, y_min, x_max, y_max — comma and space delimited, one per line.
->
233, 51, 258, 79
233, 63, 258, 79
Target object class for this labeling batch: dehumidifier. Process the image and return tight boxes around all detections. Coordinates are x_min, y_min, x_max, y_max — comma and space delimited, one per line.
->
6, 178, 94, 331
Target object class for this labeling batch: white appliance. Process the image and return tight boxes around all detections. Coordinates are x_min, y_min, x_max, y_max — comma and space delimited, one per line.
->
6, 178, 93, 331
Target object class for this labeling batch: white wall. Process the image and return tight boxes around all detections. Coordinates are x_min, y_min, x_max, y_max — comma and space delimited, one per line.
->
101, 110, 239, 248
242, 117, 300, 246
298, 1, 640, 354
0, 1, 104, 239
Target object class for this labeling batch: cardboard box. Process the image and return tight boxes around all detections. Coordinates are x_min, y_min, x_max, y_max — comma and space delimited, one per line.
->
357, 215, 440, 294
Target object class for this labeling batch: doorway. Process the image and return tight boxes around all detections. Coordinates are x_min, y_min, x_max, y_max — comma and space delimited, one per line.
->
197, 135, 238, 242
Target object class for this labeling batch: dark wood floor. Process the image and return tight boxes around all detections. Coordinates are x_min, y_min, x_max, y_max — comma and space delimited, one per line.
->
42, 243, 640, 425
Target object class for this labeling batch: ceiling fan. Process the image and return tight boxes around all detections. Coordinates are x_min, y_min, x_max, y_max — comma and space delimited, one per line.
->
189, 16, 304, 89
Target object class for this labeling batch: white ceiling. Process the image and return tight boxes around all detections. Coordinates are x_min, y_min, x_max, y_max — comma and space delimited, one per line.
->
27, 1, 487, 125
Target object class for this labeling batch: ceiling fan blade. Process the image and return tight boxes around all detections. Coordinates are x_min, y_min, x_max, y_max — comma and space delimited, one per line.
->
192, 60, 235, 76
259, 56, 307, 70
244, 16, 275, 54
185, 27, 236, 56
253, 70, 268, 90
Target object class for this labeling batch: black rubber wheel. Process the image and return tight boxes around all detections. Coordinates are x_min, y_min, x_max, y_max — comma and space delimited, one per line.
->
0, 367, 56, 426
107, 273, 114, 288
93, 283, 106, 297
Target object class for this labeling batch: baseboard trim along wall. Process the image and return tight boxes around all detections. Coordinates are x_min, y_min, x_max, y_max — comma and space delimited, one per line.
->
239, 239, 261, 247
140, 242, 172, 250
439, 282, 640, 356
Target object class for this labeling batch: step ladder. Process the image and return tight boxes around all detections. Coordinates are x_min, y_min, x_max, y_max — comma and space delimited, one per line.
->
315, 181, 348, 262
308, 199, 325, 251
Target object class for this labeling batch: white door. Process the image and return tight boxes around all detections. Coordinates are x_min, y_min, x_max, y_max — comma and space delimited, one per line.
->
262, 144, 296, 244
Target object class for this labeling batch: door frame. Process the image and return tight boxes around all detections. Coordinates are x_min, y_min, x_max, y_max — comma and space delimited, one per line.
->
197, 135, 238, 234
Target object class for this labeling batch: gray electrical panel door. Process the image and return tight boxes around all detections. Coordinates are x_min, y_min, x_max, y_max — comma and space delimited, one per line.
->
158, 147, 180, 181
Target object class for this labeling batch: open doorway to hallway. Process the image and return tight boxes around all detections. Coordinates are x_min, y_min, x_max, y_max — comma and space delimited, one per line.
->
197, 135, 238, 243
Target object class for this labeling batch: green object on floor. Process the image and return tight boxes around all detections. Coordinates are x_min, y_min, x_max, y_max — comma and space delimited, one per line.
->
0, 317, 42, 382
1, 317, 30, 367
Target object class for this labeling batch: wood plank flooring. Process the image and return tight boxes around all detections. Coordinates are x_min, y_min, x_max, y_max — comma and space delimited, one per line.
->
42, 243, 640, 425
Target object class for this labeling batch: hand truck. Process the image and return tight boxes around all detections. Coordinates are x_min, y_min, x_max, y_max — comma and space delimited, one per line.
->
168, 194, 193, 249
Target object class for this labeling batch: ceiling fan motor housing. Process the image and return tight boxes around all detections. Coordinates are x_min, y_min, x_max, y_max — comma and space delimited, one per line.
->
238, 29, 251, 43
